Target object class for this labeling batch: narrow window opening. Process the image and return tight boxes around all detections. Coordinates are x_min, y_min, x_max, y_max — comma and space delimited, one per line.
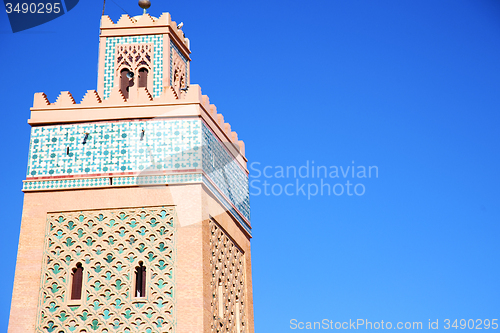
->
120, 68, 133, 99
135, 261, 146, 297
109, 177, 113, 185
66, 147, 70, 155
236, 296, 241, 333
218, 279, 223, 318
138, 68, 148, 88
71, 263, 83, 300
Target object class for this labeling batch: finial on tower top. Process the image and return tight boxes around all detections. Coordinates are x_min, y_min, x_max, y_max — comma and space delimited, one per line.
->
138, 0, 151, 14
138, 0, 151, 9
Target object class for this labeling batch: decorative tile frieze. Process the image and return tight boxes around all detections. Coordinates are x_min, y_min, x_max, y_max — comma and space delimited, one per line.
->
23, 177, 110, 190
26, 119, 250, 223
202, 125, 250, 221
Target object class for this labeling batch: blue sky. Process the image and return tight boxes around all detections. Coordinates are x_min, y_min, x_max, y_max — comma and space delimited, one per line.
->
1, 0, 499, 331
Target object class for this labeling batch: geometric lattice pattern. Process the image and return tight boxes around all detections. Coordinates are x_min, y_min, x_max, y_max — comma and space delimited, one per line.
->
170, 41, 189, 86
202, 125, 250, 220
36, 207, 176, 333
209, 220, 246, 333
115, 43, 153, 74
103, 35, 163, 99
169, 41, 189, 97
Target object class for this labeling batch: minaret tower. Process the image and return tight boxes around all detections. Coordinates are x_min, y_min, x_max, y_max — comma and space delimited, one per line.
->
8, 3, 254, 333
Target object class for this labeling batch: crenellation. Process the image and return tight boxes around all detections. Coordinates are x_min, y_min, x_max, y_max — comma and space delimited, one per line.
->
54, 91, 76, 106
100, 14, 114, 27
201, 95, 210, 112
224, 123, 231, 138
115, 13, 136, 26
209, 104, 217, 118
134, 13, 156, 25
33, 92, 50, 108
158, 12, 171, 24
231, 131, 238, 143
105, 86, 127, 104
159, 85, 182, 101
80, 90, 102, 105
100, 12, 188, 50
28, 85, 246, 152
138, 87, 153, 101
217, 114, 224, 128
238, 141, 246, 156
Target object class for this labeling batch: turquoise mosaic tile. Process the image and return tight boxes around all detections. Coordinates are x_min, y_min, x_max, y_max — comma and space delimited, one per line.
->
23, 174, 203, 191
166, 173, 201, 183
27, 119, 201, 178
203, 177, 251, 234
23, 177, 109, 190
113, 175, 164, 186
169, 41, 188, 86
103, 35, 163, 99
25, 119, 249, 223
113, 173, 201, 186
202, 125, 250, 221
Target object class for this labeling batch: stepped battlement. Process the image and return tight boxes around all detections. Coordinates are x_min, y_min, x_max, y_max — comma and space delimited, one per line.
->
30, 85, 246, 161
100, 13, 190, 54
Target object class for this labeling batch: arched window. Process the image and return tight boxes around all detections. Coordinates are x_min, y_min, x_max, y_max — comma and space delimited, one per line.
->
135, 261, 146, 297
71, 263, 83, 300
120, 68, 133, 99
138, 68, 148, 88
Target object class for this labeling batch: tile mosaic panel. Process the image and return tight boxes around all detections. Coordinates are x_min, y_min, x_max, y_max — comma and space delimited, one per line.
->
104, 35, 163, 99
23, 177, 110, 191
202, 125, 250, 221
27, 119, 202, 178
36, 207, 176, 333
113, 174, 202, 186
26, 119, 250, 223
203, 178, 251, 235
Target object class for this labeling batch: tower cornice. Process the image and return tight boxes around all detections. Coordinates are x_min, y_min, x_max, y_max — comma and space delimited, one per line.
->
28, 85, 247, 169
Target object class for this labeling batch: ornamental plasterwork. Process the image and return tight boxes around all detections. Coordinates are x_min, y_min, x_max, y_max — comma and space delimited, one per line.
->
36, 206, 176, 333
116, 43, 153, 76
170, 47, 187, 98
210, 220, 246, 333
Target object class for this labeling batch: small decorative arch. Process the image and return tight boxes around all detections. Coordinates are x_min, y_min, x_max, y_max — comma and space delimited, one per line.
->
71, 263, 83, 300
120, 68, 133, 99
138, 67, 149, 88
115, 43, 153, 98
